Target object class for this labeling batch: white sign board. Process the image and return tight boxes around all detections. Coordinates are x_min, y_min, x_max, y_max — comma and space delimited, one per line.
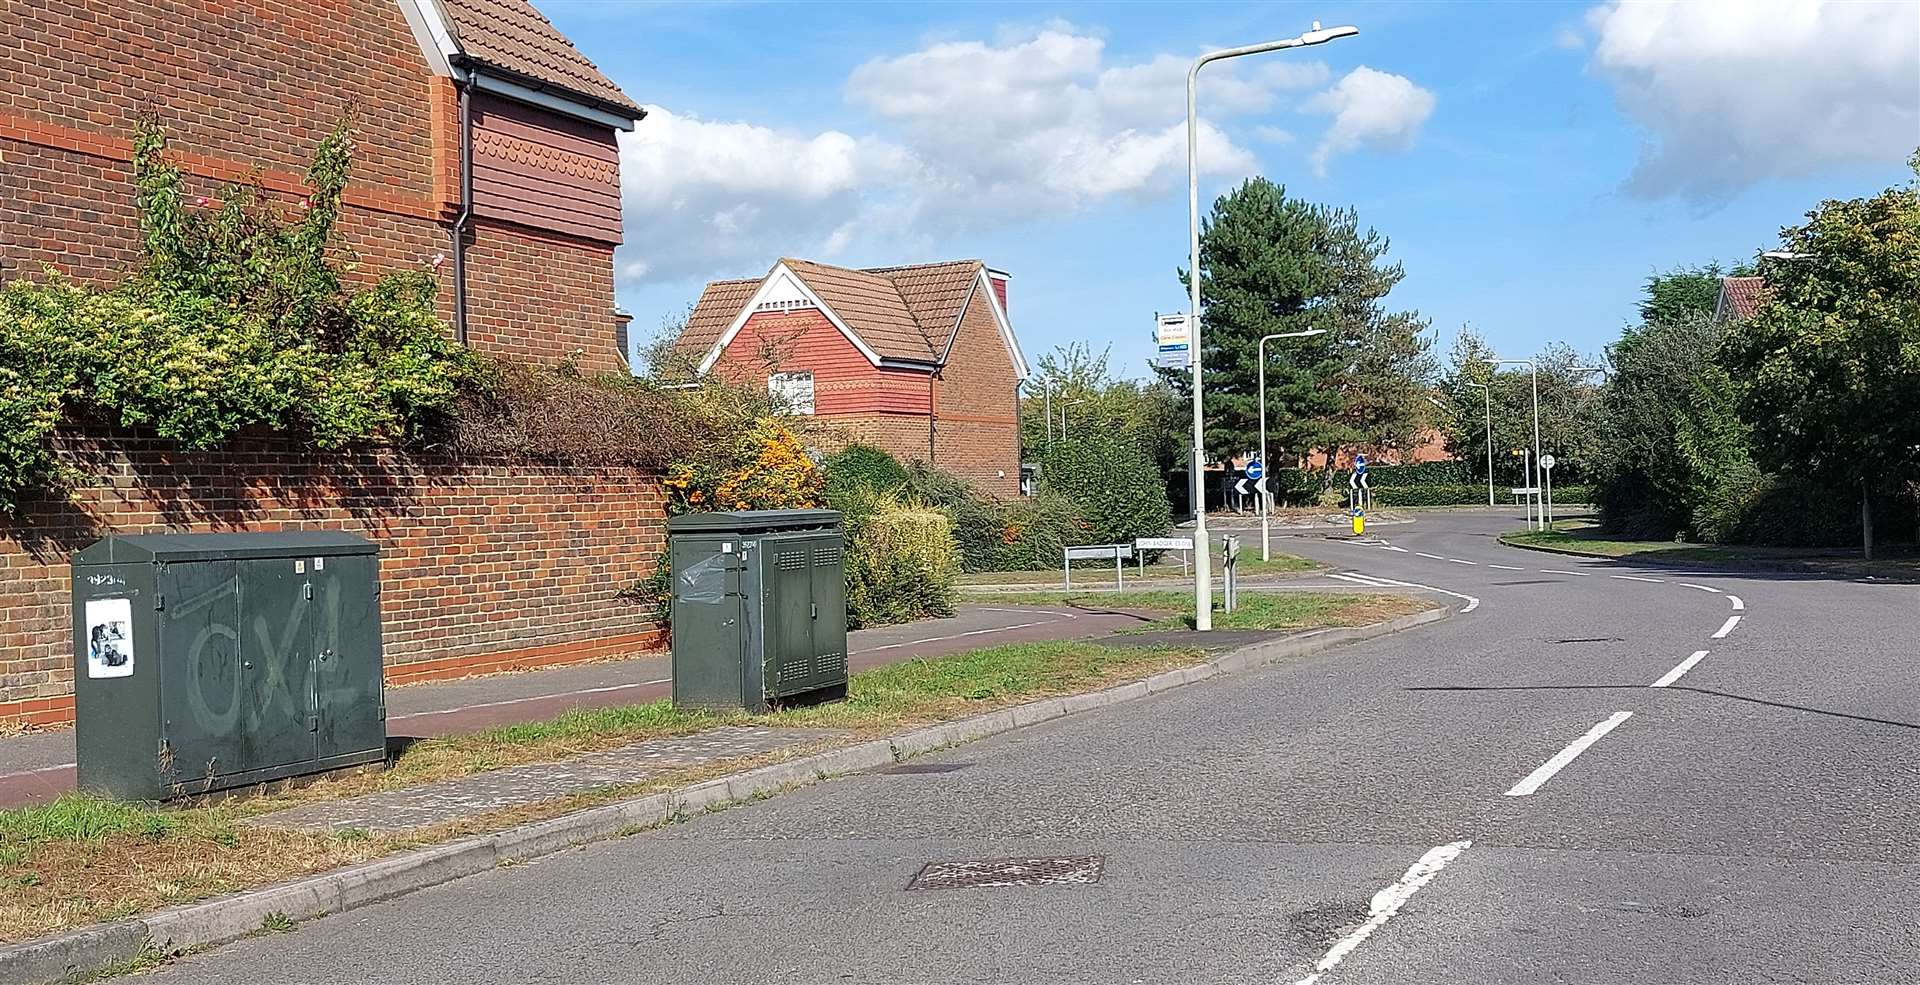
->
1154, 313, 1191, 346
85, 597, 134, 679
1511, 486, 1541, 496
1135, 537, 1193, 551
1065, 544, 1134, 561
1540, 454, 1557, 471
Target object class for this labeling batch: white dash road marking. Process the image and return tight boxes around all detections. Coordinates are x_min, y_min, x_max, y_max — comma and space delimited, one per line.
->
1680, 583, 1719, 594
1726, 595, 1744, 611
1609, 574, 1665, 584
1711, 615, 1742, 639
1289, 840, 1473, 985
392, 679, 674, 720
1504, 711, 1634, 797
1415, 552, 1447, 561
1540, 569, 1592, 577
1382, 545, 1409, 553
1651, 650, 1711, 688
1488, 564, 1523, 571
1329, 572, 1481, 614
1447, 558, 1478, 566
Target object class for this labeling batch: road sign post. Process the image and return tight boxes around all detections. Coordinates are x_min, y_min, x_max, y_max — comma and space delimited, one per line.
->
1541, 454, 1557, 529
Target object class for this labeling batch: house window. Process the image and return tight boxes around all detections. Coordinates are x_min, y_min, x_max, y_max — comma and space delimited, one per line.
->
769, 371, 815, 415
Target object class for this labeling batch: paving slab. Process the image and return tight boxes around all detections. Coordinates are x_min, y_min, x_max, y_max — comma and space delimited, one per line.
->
245, 726, 846, 833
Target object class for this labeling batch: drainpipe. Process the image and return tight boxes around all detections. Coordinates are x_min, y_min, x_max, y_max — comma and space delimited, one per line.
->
928, 372, 937, 464
451, 75, 474, 346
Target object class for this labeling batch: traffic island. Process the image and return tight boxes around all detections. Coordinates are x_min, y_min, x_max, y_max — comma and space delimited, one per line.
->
0, 600, 1447, 985
1500, 521, 1919, 579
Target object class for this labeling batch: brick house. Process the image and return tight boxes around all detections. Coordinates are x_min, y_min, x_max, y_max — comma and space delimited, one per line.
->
1, 0, 643, 370
1714, 275, 1767, 322
677, 258, 1031, 496
0, 3, 664, 727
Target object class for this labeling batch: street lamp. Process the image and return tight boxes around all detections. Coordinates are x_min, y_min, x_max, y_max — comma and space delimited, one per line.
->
1464, 381, 1493, 507
1488, 357, 1542, 530
1257, 328, 1328, 560
1060, 398, 1088, 437
1187, 20, 1359, 631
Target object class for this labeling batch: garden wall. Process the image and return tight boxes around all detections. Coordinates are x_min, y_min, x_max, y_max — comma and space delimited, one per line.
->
0, 431, 664, 725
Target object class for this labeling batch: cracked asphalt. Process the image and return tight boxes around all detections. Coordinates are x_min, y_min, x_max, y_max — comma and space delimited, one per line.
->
136, 508, 1920, 984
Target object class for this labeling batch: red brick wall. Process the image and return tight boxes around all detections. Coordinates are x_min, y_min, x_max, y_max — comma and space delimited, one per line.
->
0, 0, 625, 372
713, 307, 931, 415
0, 433, 664, 726
933, 288, 1021, 497
464, 219, 623, 371
813, 413, 937, 469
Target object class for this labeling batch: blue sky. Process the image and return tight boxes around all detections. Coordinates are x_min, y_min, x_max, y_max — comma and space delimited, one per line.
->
543, 0, 1919, 377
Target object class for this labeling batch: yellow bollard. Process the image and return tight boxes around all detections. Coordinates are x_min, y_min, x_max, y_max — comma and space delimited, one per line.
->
1352, 512, 1365, 535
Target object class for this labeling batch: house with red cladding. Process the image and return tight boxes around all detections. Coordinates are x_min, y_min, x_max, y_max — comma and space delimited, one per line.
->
677, 258, 1030, 497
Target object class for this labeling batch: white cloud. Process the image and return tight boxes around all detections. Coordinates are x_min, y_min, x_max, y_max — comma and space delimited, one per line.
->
1305, 66, 1437, 176
1553, 26, 1585, 50
1585, 0, 1920, 200
615, 106, 920, 283
844, 25, 1317, 213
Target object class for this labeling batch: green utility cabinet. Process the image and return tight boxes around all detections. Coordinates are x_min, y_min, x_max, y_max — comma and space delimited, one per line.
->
668, 510, 848, 713
72, 532, 387, 801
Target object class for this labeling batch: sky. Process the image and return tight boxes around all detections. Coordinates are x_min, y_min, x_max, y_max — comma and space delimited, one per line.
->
540, 0, 1920, 377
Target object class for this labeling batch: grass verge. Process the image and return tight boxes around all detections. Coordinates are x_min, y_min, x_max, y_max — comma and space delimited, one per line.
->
957, 549, 1319, 586
0, 638, 1205, 945
979, 590, 1432, 632
1501, 521, 1918, 576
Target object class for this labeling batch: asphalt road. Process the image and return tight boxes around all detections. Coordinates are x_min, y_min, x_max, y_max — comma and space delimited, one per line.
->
134, 508, 1920, 984
0, 603, 1145, 807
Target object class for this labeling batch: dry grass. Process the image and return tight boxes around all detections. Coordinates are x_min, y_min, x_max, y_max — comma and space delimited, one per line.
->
0, 638, 1207, 945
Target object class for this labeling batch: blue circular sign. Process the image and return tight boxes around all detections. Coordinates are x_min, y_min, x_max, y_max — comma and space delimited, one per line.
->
1245, 460, 1264, 480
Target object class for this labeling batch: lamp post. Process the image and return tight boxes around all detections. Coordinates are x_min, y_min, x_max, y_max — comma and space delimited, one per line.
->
1465, 381, 1493, 507
1257, 329, 1328, 560
1186, 21, 1358, 631
1061, 398, 1087, 438
1489, 357, 1541, 530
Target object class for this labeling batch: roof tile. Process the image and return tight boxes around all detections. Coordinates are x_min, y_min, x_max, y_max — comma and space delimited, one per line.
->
1720, 276, 1767, 320
438, 0, 641, 116
679, 258, 994, 367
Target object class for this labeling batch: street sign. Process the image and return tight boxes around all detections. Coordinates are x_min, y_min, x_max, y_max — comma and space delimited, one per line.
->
1136, 537, 1193, 550
1233, 477, 1250, 495
1511, 486, 1540, 495
1354, 453, 1368, 473
1540, 454, 1557, 471
1253, 476, 1269, 494
1154, 314, 1192, 369
1245, 460, 1264, 480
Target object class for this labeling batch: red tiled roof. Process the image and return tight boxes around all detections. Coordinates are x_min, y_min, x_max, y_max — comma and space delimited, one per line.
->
681, 259, 991, 367
438, 0, 642, 116
1718, 276, 1767, 321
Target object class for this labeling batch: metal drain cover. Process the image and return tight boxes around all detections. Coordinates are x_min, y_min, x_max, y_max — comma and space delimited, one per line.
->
907, 855, 1105, 890
882, 763, 971, 774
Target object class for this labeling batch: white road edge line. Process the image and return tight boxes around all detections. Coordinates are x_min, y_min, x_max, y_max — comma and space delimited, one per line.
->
1711, 615, 1742, 639
1488, 564, 1522, 571
1330, 572, 1480, 614
1725, 595, 1745, 611
1609, 574, 1665, 584
1504, 711, 1634, 797
1680, 583, 1719, 593
391, 678, 675, 720
1289, 839, 1474, 985
1651, 650, 1710, 688
0, 762, 77, 780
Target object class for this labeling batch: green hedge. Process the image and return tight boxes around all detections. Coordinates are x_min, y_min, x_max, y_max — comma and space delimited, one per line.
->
1364, 461, 1470, 486
1034, 433, 1172, 545
1371, 483, 1592, 507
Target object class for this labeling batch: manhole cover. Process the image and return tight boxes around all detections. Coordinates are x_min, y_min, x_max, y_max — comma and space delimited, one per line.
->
907, 855, 1105, 890
882, 763, 971, 774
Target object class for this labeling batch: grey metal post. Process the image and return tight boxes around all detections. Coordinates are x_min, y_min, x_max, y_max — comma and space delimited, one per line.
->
1062, 546, 1070, 590
1187, 22, 1358, 632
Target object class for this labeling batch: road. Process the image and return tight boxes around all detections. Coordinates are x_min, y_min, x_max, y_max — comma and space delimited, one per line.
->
0, 603, 1146, 807
134, 508, 1920, 983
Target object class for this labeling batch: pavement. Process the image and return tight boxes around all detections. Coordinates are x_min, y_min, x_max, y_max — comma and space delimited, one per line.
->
0, 603, 1149, 808
118, 506, 1920, 985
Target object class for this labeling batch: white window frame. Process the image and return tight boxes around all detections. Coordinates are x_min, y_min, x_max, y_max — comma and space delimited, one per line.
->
769, 371, 816, 415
